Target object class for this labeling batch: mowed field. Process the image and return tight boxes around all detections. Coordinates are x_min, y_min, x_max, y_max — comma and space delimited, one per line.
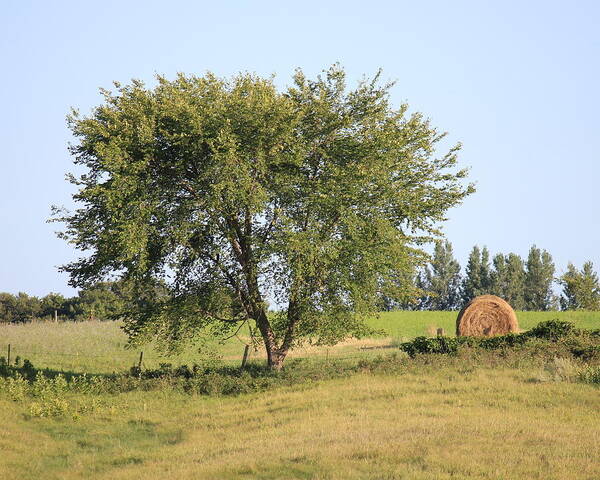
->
0, 311, 599, 480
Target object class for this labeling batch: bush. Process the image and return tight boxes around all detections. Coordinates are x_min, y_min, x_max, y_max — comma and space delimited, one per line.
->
400, 336, 460, 357
399, 320, 599, 358
478, 333, 529, 349
571, 346, 600, 361
579, 365, 600, 385
526, 320, 576, 341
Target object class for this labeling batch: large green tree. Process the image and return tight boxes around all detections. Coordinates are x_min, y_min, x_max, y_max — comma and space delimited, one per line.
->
55, 67, 473, 369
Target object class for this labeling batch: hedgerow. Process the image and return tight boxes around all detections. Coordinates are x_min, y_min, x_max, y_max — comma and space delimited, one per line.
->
400, 320, 599, 357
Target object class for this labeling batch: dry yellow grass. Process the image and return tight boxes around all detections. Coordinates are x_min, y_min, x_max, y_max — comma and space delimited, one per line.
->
1, 365, 599, 480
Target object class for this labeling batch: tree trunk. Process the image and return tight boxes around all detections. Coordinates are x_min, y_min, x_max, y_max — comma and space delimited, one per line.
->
254, 307, 289, 370
224, 212, 293, 370
266, 348, 287, 371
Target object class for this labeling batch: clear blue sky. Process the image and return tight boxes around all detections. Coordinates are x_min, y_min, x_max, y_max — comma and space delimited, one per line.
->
1, 0, 598, 297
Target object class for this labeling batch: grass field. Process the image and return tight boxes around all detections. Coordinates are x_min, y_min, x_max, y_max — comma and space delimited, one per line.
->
1, 311, 599, 480
1, 357, 599, 479
0, 310, 598, 374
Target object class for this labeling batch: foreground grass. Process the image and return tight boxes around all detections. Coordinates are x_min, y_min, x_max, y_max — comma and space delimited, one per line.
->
0, 311, 598, 374
1, 357, 599, 480
1, 322, 599, 479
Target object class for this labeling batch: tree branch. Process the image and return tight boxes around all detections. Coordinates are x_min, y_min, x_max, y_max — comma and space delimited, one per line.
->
221, 318, 249, 341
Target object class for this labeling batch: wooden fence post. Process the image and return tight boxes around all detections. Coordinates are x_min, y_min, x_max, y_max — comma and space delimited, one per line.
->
138, 351, 144, 370
241, 345, 250, 368
7, 344, 10, 365
437, 328, 445, 337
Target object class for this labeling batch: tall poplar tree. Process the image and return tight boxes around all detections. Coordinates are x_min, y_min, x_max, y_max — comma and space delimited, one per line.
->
524, 246, 555, 310
490, 253, 508, 298
504, 253, 526, 310
489, 252, 526, 309
480, 246, 492, 294
461, 245, 491, 304
418, 240, 461, 310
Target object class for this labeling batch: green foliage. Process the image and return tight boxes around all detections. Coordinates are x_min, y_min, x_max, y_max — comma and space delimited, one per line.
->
578, 365, 600, 385
0, 292, 41, 322
400, 336, 460, 356
560, 261, 600, 311
524, 246, 555, 310
400, 320, 598, 357
0, 369, 108, 419
459, 245, 560, 312
39, 292, 67, 318
477, 332, 530, 349
416, 240, 461, 310
64, 281, 127, 321
490, 253, 507, 298
489, 252, 526, 309
571, 345, 600, 361
54, 65, 474, 368
0, 282, 126, 323
504, 253, 526, 309
461, 246, 492, 305
526, 320, 576, 340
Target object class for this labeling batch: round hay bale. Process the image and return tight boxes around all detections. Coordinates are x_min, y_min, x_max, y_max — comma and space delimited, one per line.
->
456, 295, 519, 337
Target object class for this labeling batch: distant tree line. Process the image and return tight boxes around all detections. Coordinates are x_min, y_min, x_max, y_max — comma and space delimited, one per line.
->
383, 241, 600, 311
0, 282, 126, 323
2, 243, 599, 322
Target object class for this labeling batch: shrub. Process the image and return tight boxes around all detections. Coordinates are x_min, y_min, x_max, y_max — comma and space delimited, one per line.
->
478, 333, 529, 349
28, 397, 71, 418
0, 356, 7, 376
399, 320, 599, 359
400, 336, 459, 357
2, 373, 28, 402
526, 320, 575, 341
579, 366, 600, 385
571, 346, 600, 361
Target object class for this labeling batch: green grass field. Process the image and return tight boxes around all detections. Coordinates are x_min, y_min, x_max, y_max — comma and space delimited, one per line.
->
1, 311, 599, 480
0, 310, 598, 374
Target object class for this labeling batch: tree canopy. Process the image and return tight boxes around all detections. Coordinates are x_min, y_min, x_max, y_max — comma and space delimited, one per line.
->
461, 246, 491, 304
416, 240, 461, 310
55, 66, 474, 368
524, 246, 555, 310
560, 261, 600, 310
